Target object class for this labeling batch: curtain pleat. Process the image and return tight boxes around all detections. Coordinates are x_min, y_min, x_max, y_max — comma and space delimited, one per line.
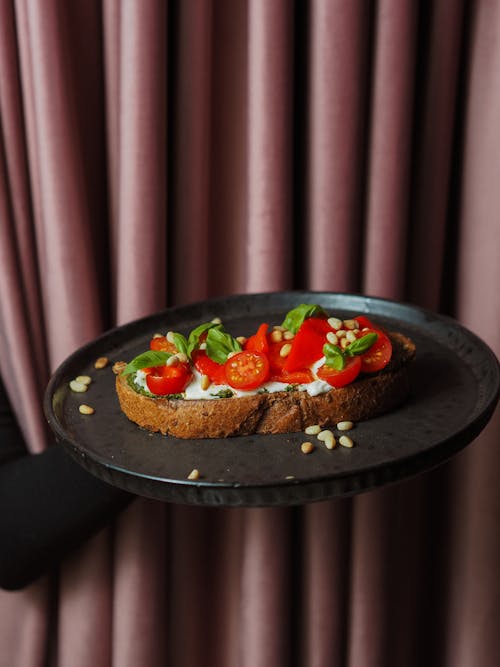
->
1, 2, 500, 666
245, 0, 293, 291
362, 0, 419, 299
57, 532, 114, 667
15, 0, 103, 369
114, 0, 167, 324
169, 0, 213, 305
239, 508, 291, 667
442, 3, 500, 664
300, 500, 352, 667
408, 0, 465, 311
307, 0, 371, 292
111, 499, 167, 667
0, 0, 48, 451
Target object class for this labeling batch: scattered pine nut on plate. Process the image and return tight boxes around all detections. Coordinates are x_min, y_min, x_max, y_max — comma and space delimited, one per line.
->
94, 356, 109, 369
75, 375, 92, 386
337, 421, 354, 431
79, 404, 94, 415
339, 435, 354, 448
69, 380, 87, 393
301, 442, 315, 454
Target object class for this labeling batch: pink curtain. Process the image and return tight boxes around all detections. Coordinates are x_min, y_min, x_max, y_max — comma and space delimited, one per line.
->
1, 1, 499, 665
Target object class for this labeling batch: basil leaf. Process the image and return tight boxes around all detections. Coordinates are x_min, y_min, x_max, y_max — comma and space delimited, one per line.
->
172, 332, 188, 356
205, 327, 242, 364
281, 304, 327, 334
323, 343, 345, 371
187, 322, 222, 356
122, 350, 172, 375
345, 332, 378, 357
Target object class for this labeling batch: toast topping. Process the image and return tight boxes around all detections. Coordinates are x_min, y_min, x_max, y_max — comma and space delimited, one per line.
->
121, 305, 399, 401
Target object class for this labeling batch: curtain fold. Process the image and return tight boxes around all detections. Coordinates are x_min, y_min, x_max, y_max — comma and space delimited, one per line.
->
307, 0, 371, 293
1, 1, 500, 666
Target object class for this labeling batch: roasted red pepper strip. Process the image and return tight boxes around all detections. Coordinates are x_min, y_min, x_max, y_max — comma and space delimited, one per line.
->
244, 323, 269, 354
283, 317, 331, 372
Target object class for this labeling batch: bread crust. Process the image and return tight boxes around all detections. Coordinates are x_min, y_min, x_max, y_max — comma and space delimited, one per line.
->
115, 331, 415, 439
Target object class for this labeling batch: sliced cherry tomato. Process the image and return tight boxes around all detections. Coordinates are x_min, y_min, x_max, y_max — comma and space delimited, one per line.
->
150, 335, 178, 354
283, 317, 331, 372
359, 328, 392, 373
244, 323, 269, 354
316, 355, 362, 388
224, 351, 270, 390
145, 362, 192, 395
191, 350, 227, 385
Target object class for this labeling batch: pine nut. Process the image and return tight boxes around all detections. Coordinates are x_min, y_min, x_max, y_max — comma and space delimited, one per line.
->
326, 331, 338, 345
76, 375, 92, 386
328, 317, 343, 330
344, 319, 359, 330
279, 343, 292, 357
166, 331, 176, 343
301, 442, 315, 454
236, 336, 247, 345
211, 317, 222, 324
112, 361, 127, 375
94, 356, 109, 369
199, 342, 207, 350
305, 424, 321, 435
69, 380, 87, 393
336, 329, 346, 338
187, 469, 200, 480
79, 404, 94, 415
273, 325, 286, 332
340, 337, 349, 349
200, 374, 211, 390
176, 352, 188, 363
271, 330, 283, 343
283, 331, 295, 340
318, 429, 335, 450
337, 421, 354, 431
152, 332, 163, 338
346, 330, 357, 343
339, 435, 354, 448
166, 355, 179, 366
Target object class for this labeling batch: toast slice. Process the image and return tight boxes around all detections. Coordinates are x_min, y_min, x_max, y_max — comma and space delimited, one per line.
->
115, 331, 415, 439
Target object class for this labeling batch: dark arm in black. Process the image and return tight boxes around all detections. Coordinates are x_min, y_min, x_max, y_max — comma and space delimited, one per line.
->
0, 382, 133, 590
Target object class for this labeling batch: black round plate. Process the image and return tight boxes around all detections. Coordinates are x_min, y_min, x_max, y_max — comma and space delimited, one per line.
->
44, 292, 500, 507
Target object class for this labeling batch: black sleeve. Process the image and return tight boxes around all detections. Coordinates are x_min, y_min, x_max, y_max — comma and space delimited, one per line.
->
0, 381, 133, 591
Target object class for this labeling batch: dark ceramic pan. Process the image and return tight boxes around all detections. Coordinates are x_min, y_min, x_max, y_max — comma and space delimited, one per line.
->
44, 292, 500, 507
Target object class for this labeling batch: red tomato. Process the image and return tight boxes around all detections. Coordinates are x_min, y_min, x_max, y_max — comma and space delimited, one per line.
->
359, 329, 392, 373
244, 323, 269, 354
145, 363, 192, 395
354, 315, 387, 333
284, 317, 331, 372
316, 355, 362, 388
270, 368, 314, 384
150, 336, 177, 354
191, 350, 227, 385
224, 351, 270, 390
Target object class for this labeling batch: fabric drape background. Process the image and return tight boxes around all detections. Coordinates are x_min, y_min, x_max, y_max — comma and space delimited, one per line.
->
1, 1, 499, 665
